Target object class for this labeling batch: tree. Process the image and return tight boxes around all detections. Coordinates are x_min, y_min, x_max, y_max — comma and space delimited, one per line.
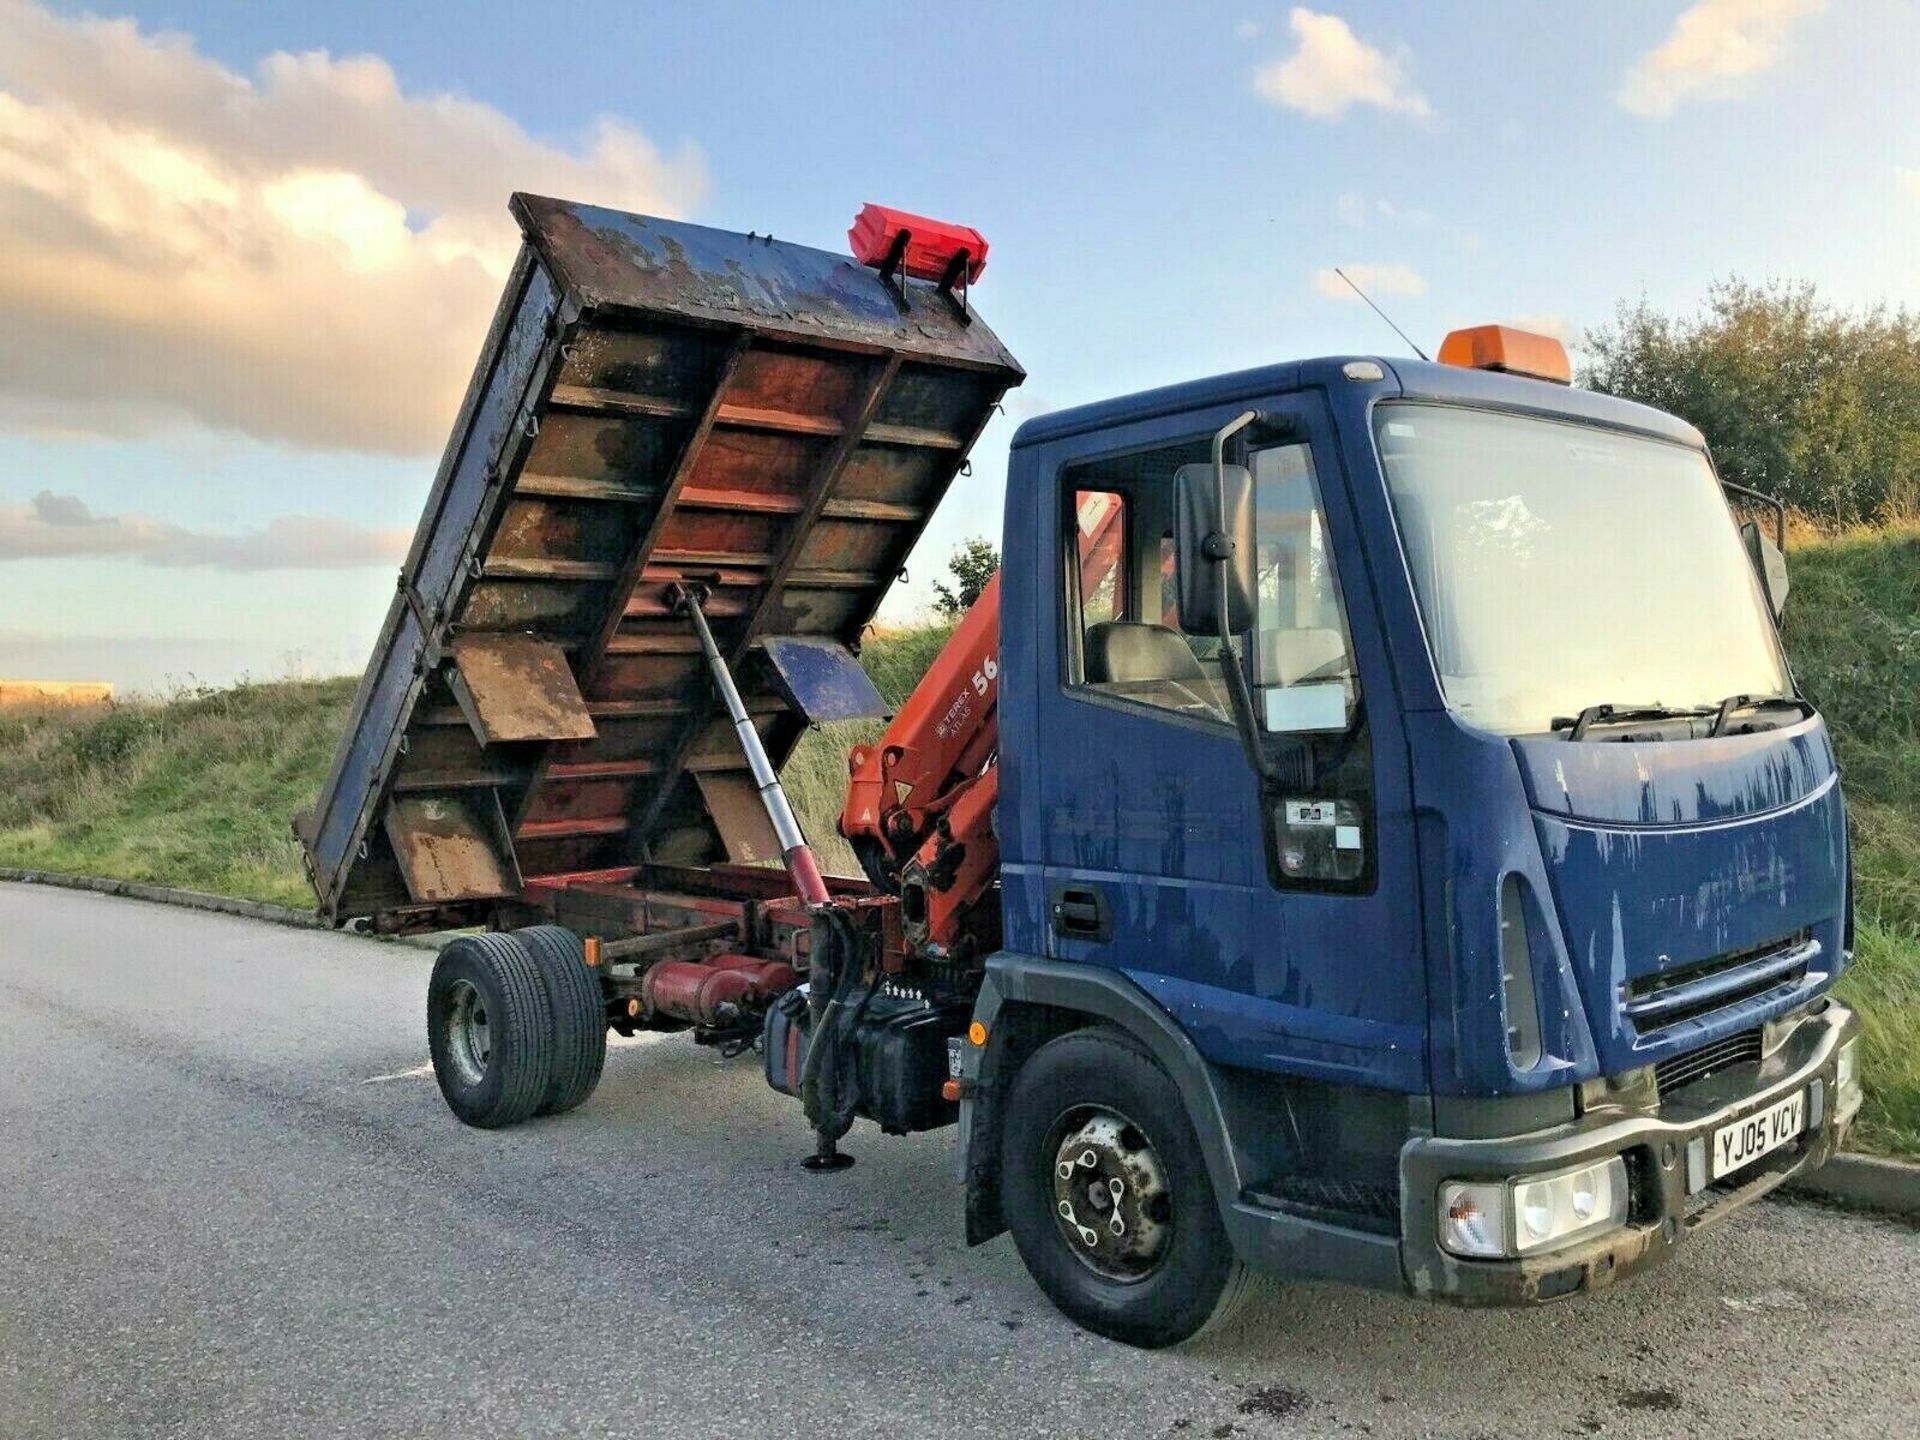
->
1582, 280, 1920, 525
931, 537, 1000, 617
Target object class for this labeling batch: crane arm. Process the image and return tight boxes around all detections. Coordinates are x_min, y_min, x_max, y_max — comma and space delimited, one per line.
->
840, 571, 1002, 912
837, 495, 1129, 958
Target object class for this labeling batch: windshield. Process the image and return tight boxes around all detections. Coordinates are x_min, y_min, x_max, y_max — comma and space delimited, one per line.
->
1375, 404, 1791, 736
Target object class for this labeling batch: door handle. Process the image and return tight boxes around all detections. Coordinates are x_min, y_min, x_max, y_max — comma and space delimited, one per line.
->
1049, 884, 1111, 941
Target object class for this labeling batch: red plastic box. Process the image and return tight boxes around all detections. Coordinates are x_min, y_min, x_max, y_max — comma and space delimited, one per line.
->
848, 203, 989, 284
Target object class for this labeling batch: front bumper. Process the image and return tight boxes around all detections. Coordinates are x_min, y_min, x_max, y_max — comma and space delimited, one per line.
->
1399, 998, 1859, 1304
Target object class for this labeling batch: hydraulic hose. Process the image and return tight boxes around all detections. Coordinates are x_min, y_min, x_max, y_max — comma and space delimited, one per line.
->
800, 908, 872, 1144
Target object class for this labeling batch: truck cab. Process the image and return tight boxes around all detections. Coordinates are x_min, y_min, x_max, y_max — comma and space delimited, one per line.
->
961, 343, 1859, 1333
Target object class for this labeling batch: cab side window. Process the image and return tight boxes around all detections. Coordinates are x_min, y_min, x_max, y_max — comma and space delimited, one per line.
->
1075, 489, 1128, 629
1250, 443, 1360, 730
1066, 470, 1227, 722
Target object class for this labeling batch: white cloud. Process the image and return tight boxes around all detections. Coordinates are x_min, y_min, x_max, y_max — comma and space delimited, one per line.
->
0, 490, 409, 569
1617, 0, 1827, 118
1899, 167, 1920, 203
1313, 263, 1427, 301
1253, 8, 1430, 121
1337, 193, 1436, 230
0, 0, 705, 455
1503, 313, 1577, 346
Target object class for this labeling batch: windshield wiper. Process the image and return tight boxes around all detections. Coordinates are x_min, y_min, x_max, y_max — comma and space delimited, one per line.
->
1551, 702, 1714, 741
1708, 693, 1813, 737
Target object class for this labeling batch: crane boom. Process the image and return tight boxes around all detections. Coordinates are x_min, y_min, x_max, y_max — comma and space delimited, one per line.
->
837, 495, 1128, 959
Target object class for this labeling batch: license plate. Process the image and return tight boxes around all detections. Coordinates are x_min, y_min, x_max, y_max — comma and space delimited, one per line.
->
1711, 1091, 1806, 1180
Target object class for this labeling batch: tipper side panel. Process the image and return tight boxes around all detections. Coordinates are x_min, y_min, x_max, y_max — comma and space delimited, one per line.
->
300, 196, 1022, 930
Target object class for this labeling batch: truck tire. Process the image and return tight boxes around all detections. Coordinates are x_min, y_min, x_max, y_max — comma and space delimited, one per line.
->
426, 933, 554, 1129
514, 925, 608, 1116
1000, 1027, 1249, 1348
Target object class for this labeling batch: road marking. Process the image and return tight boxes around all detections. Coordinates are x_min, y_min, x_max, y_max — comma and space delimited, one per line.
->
360, 1030, 668, 1082
362, 1063, 436, 1083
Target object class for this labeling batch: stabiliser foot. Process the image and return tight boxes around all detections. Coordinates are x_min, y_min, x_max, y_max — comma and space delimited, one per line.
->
801, 1135, 855, 1172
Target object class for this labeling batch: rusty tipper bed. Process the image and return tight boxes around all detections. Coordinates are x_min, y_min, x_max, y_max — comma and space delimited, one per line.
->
298, 194, 1021, 938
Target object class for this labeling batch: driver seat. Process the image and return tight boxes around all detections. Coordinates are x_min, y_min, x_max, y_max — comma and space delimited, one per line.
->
1084, 622, 1222, 715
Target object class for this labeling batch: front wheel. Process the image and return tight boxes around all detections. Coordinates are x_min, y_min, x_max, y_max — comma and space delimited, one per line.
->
1000, 1027, 1250, 1348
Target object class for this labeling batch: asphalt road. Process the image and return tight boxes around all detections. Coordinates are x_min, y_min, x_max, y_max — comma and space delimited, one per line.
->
3, 885, 1916, 1440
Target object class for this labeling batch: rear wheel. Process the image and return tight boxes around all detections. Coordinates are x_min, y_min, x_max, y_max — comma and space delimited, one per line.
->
426, 933, 553, 1129
514, 925, 608, 1116
1000, 1027, 1249, 1347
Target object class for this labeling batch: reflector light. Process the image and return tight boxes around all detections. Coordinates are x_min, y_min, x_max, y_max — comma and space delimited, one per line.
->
849, 203, 989, 285
1437, 324, 1571, 385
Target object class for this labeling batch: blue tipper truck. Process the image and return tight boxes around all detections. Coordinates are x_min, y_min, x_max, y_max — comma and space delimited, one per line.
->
301, 196, 1862, 1347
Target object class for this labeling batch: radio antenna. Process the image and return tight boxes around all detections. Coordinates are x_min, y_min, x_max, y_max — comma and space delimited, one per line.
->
1333, 267, 1430, 362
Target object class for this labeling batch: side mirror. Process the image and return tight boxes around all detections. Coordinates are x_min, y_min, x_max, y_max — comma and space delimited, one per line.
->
1173, 461, 1256, 634
1739, 520, 1790, 619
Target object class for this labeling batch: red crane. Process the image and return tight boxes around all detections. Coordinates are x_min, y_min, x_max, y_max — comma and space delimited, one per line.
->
837, 493, 1127, 961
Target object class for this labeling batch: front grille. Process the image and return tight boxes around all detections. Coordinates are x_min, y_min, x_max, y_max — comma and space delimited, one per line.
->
1656, 1028, 1762, 1097
1623, 930, 1814, 1032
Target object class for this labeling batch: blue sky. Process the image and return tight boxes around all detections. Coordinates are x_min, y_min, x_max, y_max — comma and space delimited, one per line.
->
2, 0, 1915, 691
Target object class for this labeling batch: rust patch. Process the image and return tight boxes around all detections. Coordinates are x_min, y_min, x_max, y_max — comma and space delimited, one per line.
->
695, 771, 782, 864
384, 793, 520, 902
448, 634, 596, 744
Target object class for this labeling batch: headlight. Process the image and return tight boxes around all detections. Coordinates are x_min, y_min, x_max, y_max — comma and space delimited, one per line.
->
1438, 1157, 1629, 1259
1511, 1158, 1628, 1255
1837, 1038, 1863, 1116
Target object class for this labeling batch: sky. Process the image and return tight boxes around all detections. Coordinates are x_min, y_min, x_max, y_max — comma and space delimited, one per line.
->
1, 0, 1916, 692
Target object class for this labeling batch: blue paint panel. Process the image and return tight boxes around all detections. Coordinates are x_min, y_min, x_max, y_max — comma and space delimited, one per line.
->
1513, 717, 1835, 826
1128, 968, 1426, 1089
758, 635, 889, 722
1001, 385, 1429, 1096
997, 861, 1052, 956
1013, 356, 1701, 452
1400, 712, 1604, 1096
415, 263, 559, 608
1537, 775, 1847, 1072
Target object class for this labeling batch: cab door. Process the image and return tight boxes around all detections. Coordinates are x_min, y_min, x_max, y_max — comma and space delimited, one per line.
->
1023, 393, 1425, 1092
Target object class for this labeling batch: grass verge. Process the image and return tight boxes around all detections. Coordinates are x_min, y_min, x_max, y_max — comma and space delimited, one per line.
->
0, 678, 356, 910
1784, 520, 1920, 1154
